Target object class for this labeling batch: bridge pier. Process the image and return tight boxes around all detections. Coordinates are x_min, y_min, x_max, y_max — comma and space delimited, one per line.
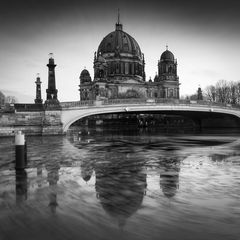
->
42, 110, 64, 135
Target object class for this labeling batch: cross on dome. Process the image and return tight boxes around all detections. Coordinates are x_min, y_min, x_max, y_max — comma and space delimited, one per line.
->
115, 8, 123, 31
117, 8, 120, 24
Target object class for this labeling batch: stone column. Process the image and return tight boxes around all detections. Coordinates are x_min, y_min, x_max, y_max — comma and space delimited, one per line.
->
35, 73, 43, 104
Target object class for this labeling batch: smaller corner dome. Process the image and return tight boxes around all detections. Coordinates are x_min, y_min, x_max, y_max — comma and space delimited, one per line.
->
80, 69, 90, 77
160, 50, 175, 61
80, 69, 92, 84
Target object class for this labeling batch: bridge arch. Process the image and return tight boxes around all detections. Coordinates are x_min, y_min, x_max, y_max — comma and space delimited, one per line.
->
62, 107, 128, 132
61, 103, 240, 133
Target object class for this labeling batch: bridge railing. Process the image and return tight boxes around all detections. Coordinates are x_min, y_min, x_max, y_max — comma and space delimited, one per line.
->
60, 98, 240, 110
60, 100, 94, 108
103, 98, 147, 105
102, 98, 240, 109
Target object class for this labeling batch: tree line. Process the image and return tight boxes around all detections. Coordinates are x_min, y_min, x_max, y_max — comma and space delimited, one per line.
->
0, 91, 17, 108
204, 79, 240, 105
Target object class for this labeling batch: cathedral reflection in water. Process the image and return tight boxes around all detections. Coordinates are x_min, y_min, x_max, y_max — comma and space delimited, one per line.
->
14, 140, 182, 226
80, 147, 181, 226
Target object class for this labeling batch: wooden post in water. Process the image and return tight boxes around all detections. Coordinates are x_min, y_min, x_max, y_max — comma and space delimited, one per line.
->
15, 131, 27, 170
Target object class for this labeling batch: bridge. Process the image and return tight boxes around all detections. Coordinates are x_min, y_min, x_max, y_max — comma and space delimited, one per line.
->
60, 98, 240, 133
1, 98, 240, 136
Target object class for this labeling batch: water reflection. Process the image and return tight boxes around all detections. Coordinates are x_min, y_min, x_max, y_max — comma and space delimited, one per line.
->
95, 158, 147, 228
1, 131, 240, 240
12, 132, 239, 217
81, 159, 94, 183
37, 164, 43, 187
15, 169, 28, 204
46, 162, 60, 213
77, 140, 148, 227
159, 157, 180, 198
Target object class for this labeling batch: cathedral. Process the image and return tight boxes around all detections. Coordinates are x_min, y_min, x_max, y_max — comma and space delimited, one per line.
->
79, 17, 180, 101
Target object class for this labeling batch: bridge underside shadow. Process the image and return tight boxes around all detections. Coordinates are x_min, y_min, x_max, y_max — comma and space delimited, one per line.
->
146, 110, 240, 129
68, 110, 240, 133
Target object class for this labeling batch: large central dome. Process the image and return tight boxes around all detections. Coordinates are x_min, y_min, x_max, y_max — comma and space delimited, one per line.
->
94, 21, 145, 82
97, 23, 142, 60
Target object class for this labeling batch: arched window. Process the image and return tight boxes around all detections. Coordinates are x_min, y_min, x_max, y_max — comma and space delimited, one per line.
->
110, 62, 114, 74
129, 63, 134, 75
139, 64, 142, 76
99, 69, 104, 78
121, 62, 124, 74
134, 63, 138, 75
116, 62, 119, 74
113, 62, 116, 73
125, 62, 129, 74
169, 65, 172, 73
174, 89, 177, 98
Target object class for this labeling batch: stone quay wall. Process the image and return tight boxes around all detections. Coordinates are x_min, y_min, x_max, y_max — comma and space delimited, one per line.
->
0, 110, 63, 137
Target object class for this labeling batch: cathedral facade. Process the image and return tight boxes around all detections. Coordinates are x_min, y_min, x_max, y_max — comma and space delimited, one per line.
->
79, 19, 180, 101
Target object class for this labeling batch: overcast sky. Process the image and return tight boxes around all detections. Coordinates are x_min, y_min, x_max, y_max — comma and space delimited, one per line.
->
0, 0, 240, 102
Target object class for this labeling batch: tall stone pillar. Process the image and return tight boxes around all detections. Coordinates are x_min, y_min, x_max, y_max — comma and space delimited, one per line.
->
197, 86, 203, 100
34, 73, 43, 104
45, 53, 60, 107
43, 53, 62, 135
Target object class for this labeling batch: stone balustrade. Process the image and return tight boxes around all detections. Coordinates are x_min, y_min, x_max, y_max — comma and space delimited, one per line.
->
59, 98, 240, 110
60, 100, 94, 108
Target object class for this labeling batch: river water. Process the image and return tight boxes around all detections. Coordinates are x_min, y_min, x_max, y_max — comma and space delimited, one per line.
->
0, 127, 240, 240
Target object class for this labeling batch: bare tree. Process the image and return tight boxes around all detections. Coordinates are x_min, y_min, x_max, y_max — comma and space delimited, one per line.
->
5, 95, 18, 104
235, 82, 240, 104
215, 79, 230, 103
204, 85, 216, 102
204, 80, 240, 105
228, 81, 238, 105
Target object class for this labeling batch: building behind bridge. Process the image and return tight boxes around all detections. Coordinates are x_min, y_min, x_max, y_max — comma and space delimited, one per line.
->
79, 18, 180, 101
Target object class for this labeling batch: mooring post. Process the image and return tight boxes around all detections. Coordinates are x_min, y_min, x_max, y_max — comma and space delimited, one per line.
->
15, 131, 27, 170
